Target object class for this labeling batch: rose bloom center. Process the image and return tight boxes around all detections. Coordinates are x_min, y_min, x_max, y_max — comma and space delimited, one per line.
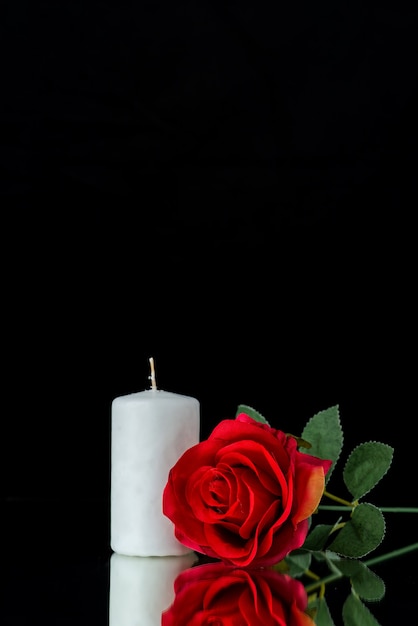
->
194, 458, 284, 533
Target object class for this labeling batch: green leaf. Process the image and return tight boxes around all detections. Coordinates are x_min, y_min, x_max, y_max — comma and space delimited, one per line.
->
327, 503, 386, 558
284, 551, 311, 577
323, 551, 348, 574
309, 596, 336, 626
342, 592, 382, 626
300, 405, 343, 483
302, 523, 335, 551
333, 558, 364, 578
334, 559, 386, 601
235, 404, 270, 425
343, 442, 394, 500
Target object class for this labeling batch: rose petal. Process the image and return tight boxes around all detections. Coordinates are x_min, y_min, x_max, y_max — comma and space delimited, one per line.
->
210, 419, 290, 469
292, 464, 326, 524
218, 441, 288, 497
255, 518, 310, 567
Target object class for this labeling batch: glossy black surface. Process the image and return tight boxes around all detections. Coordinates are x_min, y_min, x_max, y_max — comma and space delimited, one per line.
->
3, 499, 417, 625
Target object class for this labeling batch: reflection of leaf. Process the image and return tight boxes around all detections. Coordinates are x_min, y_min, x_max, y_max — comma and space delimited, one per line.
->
284, 551, 311, 577
310, 596, 336, 626
342, 592, 382, 626
333, 559, 386, 601
343, 442, 394, 500
235, 404, 270, 425
300, 405, 343, 483
328, 504, 385, 558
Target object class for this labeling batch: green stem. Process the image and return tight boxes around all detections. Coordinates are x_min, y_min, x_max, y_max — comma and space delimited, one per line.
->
364, 543, 418, 567
304, 542, 418, 594
322, 490, 354, 508
318, 506, 418, 513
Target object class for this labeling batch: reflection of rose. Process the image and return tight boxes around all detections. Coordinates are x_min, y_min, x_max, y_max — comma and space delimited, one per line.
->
163, 413, 332, 567
162, 561, 315, 626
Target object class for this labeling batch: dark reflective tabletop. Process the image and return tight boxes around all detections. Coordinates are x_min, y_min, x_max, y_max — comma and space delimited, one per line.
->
3, 499, 417, 625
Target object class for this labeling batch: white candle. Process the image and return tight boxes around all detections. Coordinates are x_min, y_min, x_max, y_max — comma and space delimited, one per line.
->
108, 552, 197, 626
110, 358, 200, 556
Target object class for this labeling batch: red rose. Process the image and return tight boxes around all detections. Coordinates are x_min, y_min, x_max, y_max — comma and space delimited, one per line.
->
162, 561, 316, 626
163, 413, 332, 567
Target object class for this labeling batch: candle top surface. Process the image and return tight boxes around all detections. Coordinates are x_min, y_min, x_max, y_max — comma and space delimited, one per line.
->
112, 389, 199, 405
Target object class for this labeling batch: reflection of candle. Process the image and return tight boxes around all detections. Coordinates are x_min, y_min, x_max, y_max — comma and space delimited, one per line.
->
111, 358, 200, 556
109, 553, 197, 626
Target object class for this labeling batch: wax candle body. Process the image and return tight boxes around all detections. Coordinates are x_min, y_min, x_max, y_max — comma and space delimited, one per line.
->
110, 389, 200, 556
108, 552, 197, 626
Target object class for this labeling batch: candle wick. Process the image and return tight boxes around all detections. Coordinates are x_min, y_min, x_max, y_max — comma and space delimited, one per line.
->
149, 357, 157, 391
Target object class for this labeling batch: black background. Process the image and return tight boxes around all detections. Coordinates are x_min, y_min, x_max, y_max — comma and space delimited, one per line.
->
2, 2, 418, 624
